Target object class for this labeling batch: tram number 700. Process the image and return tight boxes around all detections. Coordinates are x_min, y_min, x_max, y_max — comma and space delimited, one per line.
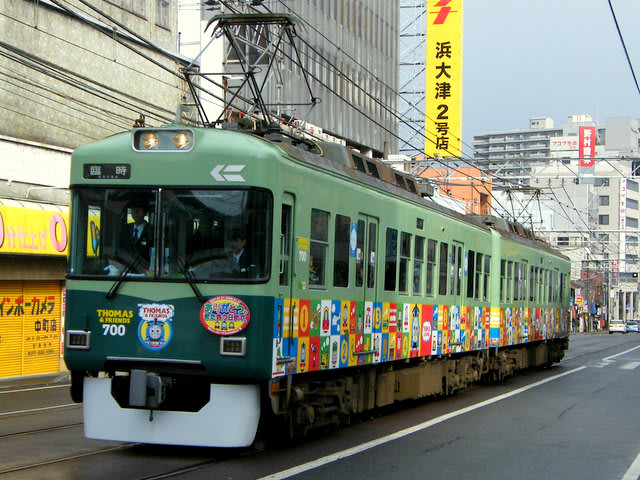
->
102, 324, 126, 336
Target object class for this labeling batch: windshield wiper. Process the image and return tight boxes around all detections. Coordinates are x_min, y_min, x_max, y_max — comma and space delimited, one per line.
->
179, 258, 208, 303
106, 256, 143, 299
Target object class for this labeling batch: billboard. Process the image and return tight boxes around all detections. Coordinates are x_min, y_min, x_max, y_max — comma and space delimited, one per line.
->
426, 0, 463, 158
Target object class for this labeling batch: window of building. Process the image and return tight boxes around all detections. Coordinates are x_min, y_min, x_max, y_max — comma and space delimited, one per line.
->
628, 198, 639, 210
595, 178, 610, 187
108, 0, 146, 17
629, 180, 639, 192
156, 0, 170, 28
628, 217, 639, 228
599, 195, 610, 206
557, 236, 569, 246
599, 215, 609, 225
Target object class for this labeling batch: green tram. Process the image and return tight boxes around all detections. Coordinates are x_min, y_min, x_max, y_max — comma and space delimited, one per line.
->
64, 125, 570, 447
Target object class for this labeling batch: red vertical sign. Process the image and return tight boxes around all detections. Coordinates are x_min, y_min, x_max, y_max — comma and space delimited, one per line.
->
579, 126, 596, 166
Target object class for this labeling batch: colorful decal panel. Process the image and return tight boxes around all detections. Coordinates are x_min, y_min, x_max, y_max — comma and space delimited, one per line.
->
271, 298, 569, 378
137, 303, 174, 351
201, 296, 250, 336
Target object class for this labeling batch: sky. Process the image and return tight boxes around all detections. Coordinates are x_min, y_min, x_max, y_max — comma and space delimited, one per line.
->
462, 0, 640, 155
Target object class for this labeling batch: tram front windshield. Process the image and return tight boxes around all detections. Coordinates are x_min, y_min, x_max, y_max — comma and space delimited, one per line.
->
69, 188, 271, 282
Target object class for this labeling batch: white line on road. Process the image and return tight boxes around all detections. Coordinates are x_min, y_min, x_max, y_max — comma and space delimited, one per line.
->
0, 404, 79, 417
622, 448, 640, 480
620, 361, 640, 370
0, 384, 68, 395
257, 366, 587, 480
603, 345, 640, 362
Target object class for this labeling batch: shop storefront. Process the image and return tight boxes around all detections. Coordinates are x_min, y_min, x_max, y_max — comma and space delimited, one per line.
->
0, 200, 68, 379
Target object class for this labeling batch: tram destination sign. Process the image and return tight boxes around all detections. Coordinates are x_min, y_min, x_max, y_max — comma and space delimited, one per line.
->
83, 164, 131, 180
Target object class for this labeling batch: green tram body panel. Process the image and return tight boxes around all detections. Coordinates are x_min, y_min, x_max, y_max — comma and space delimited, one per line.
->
64, 126, 571, 381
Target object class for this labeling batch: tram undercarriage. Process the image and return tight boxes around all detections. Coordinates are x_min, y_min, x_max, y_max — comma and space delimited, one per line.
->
268, 338, 569, 439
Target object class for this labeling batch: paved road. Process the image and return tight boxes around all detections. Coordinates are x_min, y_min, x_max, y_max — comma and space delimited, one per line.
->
2, 333, 639, 479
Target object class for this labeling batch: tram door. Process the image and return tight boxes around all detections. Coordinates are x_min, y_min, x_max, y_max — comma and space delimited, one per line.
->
354, 215, 378, 359
277, 193, 296, 365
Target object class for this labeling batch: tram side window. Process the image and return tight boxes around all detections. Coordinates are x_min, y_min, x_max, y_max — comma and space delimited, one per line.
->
310, 209, 329, 287
500, 260, 507, 302
398, 232, 411, 294
520, 261, 528, 301
449, 248, 462, 295
356, 219, 365, 288
367, 222, 377, 289
456, 245, 462, 296
513, 262, 520, 302
426, 239, 437, 296
466, 250, 476, 299
333, 215, 350, 287
474, 253, 483, 300
279, 204, 291, 286
413, 236, 425, 296
506, 261, 514, 302
529, 265, 535, 301
385, 228, 398, 291
438, 242, 448, 296
483, 255, 491, 301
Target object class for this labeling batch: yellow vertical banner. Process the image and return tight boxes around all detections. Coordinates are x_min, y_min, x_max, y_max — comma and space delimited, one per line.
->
426, 0, 463, 158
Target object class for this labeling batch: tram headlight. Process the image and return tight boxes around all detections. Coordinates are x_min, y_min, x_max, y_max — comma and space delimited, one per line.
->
133, 129, 194, 151
173, 132, 190, 149
141, 132, 159, 150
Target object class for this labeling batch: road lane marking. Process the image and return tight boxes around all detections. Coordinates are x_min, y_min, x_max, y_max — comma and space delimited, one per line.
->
603, 345, 640, 362
257, 366, 587, 480
620, 361, 640, 370
622, 448, 640, 480
0, 384, 68, 395
0, 404, 79, 417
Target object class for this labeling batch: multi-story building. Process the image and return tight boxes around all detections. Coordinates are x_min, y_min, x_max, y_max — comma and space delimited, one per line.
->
483, 127, 640, 324
473, 115, 640, 185
0, 0, 186, 379
183, 0, 399, 156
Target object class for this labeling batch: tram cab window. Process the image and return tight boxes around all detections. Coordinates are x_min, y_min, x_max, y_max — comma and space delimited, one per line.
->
69, 188, 271, 282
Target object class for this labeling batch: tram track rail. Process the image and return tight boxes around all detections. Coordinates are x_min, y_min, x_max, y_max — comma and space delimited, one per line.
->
0, 443, 138, 476
0, 422, 83, 440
